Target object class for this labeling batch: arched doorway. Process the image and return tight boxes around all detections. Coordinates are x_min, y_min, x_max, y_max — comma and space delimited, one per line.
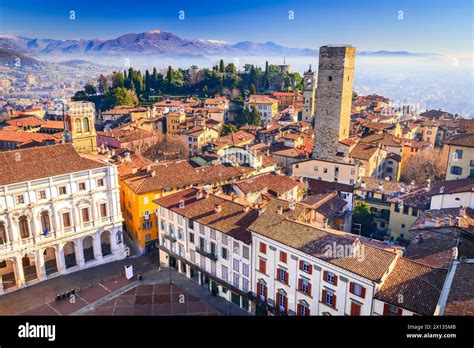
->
74, 118, 82, 133
63, 241, 76, 268
100, 231, 111, 256
82, 236, 94, 262
22, 253, 37, 282
82, 118, 90, 132
0, 259, 15, 290
43, 247, 57, 275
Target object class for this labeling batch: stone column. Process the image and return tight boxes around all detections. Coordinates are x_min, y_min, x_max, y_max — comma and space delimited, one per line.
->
13, 256, 25, 288
71, 205, 79, 232
91, 201, 98, 226
7, 215, 17, 243
74, 240, 85, 267
36, 250, 47, 281
93, 235, 103, 261
51, 204, 60, 237
55, 246, 67, 274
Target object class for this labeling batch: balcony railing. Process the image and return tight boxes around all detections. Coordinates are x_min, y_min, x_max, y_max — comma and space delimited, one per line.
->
162, 233, 177, 242
195, 246, 218, 261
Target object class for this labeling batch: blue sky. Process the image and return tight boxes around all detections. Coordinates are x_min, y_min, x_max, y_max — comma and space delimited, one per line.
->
0, 0, 472, 56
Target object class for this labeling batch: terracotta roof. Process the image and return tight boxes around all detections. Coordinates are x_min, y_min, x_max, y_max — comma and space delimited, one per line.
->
315, 195, 347, 218
355, 177, 407, 195
307, 178, 354, 194
269, 142, 309, 159
360, 133, 401, 148
375, 258, 447, 315
444, 263, 474, 315
154, 188, 258, 243
6, 116, 46, 128
115, 153, 153, 176
410, 207, 474, 235
443, 133, 474, 148
459, 119, 474, 133
235, 173, 300, 196
250, 199, 400, 281
349, 143, 380, 160
40, 120, 64, 129
0, 144, 107, 186
363, 122, 394, 131
404, 229, 458, 268
121, 160, 248, 194
428, 177, 474, 196
248, 95, 278, 105
213, 131, 255, 147
0, 130, 61, 145
420, 109, 453, 119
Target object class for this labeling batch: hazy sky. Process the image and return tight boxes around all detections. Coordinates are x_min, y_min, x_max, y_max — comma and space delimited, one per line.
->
0, 0, 472, 57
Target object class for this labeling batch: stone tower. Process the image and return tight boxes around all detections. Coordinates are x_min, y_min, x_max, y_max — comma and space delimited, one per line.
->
302, 66, 316, 124
312, 45, 355, 161
63, 101, 97, 154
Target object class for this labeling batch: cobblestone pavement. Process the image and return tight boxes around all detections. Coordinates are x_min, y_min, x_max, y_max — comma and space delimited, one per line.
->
85, 283, 221, 316
1, 263, 250, 316
0, 254, 158, 315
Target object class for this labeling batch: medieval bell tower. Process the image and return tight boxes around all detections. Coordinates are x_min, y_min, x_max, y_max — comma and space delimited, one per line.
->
302, 66, 316, 124
63, 101, 98, 154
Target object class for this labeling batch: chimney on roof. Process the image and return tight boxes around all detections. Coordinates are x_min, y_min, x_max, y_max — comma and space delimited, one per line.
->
439, 185, 445, 194
147, 165, 152, 172
377, 182, 383, 191
131, 167, 138, 174
277, 205, 283, 215
385, 176, 390, 181
289, 200, 296, 211
196, 190, 203, 200
459, 206, 466, 217
150, 170, 156, 178
179, 199, 185, 208
214, 204, 222, 214
413, 234, 423, 244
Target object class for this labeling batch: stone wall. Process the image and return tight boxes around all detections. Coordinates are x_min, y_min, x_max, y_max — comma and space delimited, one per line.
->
312, 45, 356, 161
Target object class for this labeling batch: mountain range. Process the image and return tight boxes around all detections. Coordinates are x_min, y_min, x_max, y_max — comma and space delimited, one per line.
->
0, 30, 438, 58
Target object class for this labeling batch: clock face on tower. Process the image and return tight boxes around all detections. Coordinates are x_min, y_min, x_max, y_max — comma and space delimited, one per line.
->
306, 78, 313, 88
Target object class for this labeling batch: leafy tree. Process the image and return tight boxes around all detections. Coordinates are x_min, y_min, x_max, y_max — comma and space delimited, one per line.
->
133, 70, 144, 97
250, 83, 257, 95
248, 105, 262, 126
84, 83, 97, 95
144, 70, 151, 95
225, 63, 236, 75
102, 87, 136, 110
151, 67, 160, 93
97, 75, 108, 94
220, 124, 238, 136
143, 135, 188, 162
72, 90, 88, 101
400, 148, 447, 186
166, 66, 173, 88
219, 59, 225, 73
352, 203, 374, 237
111, 71, 125, 89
